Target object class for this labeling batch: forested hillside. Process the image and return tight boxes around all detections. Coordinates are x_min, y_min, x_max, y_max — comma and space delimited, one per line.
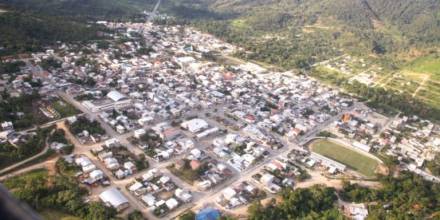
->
0, 11, 105, 55
0, 0, 157, 19
164, 0, 440, 68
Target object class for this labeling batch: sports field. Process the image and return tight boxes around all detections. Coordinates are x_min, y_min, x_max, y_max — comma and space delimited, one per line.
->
310, 139, 379, 177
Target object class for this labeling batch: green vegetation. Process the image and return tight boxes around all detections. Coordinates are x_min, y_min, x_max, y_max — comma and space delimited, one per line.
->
179, 211, 196, 220
55, 158, 80, 177
0, 127, 50, 170
310, 139, 379, 177
39, 57, 61, 71
49, 129, 74, 154
340, 172, 440, 219
343, 80, 440, 120
0, 11, 105, 56
0, 148, 57, 176
0, 92, 48, 129
127, 210, 145, 220
3, 0, 156, 19
426, 153, 440, 176
406, 54, 440, 77
0, 60, 25, 75
168, 159, 209, 184
67, 116, 105, 136
311, 62, 440, 120
51, 100, 80, 118
317, 131, 337, 138
162, 0, 440, 70
40, 209, 81, 220
2, 168, 117, 220
248, 186, 344, 219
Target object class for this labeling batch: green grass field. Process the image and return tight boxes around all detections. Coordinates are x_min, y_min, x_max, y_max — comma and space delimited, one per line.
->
40, 209, 81, 220
51, 100, 80, 118
310, 139, 379, 177
406, 55, 440, 78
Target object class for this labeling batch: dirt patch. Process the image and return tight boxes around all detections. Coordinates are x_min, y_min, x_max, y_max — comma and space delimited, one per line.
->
375, 163, 389, 176
45, 157, 60, 187
372, 19, 385, 30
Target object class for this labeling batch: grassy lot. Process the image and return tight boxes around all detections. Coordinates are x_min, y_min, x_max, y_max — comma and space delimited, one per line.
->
406, 55, 440, 77
0, 149, 57, 175
51, 100, 80, 118
400, 54, 440, 108
2, 169, 48, 189
310, 139, 379, 177
40, 209, 81, 220
168, 165, 199, 184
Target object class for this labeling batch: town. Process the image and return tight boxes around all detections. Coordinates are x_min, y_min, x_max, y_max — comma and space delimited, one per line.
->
0, 20, 439, 220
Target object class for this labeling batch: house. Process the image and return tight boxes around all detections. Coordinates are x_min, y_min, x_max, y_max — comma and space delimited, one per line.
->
105, 138, 119, 148
1, 121, 13, 131
261, 173, 275, 186
197, 180, 212, 191
104, 157, 120, 170
175, 188, 192, 203
99, 187, 130, 211
134, 128, 146, 139
89, 169, 104, 182
222, 187, 236, 200
82, 164, 97, 173
344, 203, 368, 220
107, 90, 127, 102
115, 169, 125, 179
124, 161, 136, 172
141, 194, 156, 207
128, 182, 144, 192
165, 198, 179, 210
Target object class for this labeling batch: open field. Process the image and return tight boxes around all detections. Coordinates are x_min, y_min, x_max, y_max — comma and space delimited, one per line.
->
313, 53, 440, 110
51, 100, 80, 118
310, 139, 379, 177
396, 55, 440, 107
40, 209, 81, 220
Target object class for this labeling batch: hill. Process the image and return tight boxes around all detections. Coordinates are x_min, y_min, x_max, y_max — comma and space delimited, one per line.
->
0, 10, 105, 55
0, 0, 157, 19
163, 0, 440, 68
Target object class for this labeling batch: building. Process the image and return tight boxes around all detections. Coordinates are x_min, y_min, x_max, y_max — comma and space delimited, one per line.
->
181, 118, 209, 133
99, 187, 130, 211
107, 90, 127, 102
352, 142, 371, 152
196, 207, 221, 220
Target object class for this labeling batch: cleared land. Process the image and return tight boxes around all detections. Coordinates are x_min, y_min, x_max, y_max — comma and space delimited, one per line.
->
310, 139, 379, 177
314, 53, 440, 110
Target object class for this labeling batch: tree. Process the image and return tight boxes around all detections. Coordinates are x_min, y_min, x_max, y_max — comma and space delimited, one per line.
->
84, 202, 117, 220
128, 210, 145, 220
179, 211, 195, 220
248, 186, 342, 220
372, 40, 386, 54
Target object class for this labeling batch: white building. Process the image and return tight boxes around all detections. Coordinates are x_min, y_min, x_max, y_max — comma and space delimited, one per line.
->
107, 90, 127, 102
181, 118, 209, 133
99, 187, 130, 211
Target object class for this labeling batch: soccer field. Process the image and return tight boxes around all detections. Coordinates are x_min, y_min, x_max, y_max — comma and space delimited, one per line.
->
310, 139, 379, 177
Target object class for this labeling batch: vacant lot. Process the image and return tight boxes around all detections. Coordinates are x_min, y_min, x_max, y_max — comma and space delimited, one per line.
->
310, 139, 379, 177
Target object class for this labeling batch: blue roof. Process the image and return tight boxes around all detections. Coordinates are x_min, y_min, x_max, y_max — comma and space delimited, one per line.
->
196, 208, 221, 220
